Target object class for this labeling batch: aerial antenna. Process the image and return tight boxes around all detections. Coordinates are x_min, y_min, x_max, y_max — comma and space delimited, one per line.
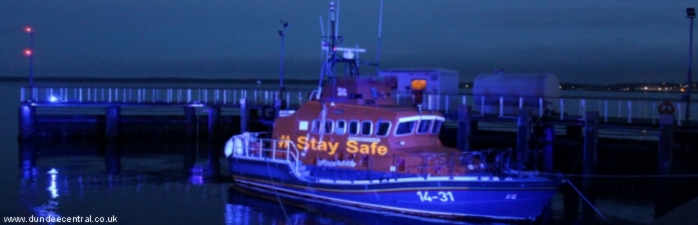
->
278, 20, 289, 106
375, 0, 384, 74
316, 1, 338, 101
336, 0, 340, 39
319, 16, 327, 65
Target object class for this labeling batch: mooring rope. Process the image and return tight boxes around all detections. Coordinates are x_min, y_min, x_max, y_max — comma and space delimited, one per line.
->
564, 178, 609, 222
265, 150, 290, 223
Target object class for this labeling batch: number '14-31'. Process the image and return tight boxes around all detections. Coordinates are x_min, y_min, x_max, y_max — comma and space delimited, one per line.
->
416, 191, 455, 202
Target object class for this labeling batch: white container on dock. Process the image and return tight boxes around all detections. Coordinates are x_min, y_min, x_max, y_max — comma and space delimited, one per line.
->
473, 70, 560, 115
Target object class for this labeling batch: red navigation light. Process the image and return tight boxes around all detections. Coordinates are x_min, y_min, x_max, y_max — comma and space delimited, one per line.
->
25, 50, 32, 56
26, 27, 32, 33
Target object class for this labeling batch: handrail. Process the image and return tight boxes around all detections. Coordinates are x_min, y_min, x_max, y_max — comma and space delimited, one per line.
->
231, 137, 302, 176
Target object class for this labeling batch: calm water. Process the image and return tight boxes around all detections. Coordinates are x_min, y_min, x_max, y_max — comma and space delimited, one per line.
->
0, 80, 690, 224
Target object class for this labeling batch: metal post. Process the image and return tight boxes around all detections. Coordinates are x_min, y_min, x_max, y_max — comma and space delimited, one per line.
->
581, 99, 586, 119
618, 100, 622, 118
628, 101, 632, 123
28, 29, 34, 87
457, 106, 472, 151
604, 100, 608, 122
499, 96, 503, 117
560, 99, 565, 120
685, 8, 694, 124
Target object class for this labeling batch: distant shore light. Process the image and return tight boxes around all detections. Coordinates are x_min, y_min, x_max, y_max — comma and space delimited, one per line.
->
26, 27, 32, 33
25, 50, 32, 56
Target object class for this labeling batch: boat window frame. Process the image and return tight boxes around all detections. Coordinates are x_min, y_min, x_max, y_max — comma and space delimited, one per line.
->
311, 119, 321, 133
375, 120, 391, 137
335, 120, 347, 135
348, 120, 360, 136
361, 120, 373, 136
431, 119, 443, 134
324, 119, 334, 134
394, 120, 417, 136
416, 119, 433, 134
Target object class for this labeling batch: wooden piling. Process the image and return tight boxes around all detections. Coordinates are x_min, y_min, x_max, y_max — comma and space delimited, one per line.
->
517, 108, 530, 170
240, 98, 248, 133
105, 106, 120, 142
542, 125, 555, 173
207, 107, 221, 177
18, 104, 35, 141
655, 114, 674, 218
104, 106, 121, 174
184, 106, 197, 171
581, 111, 599, 225
457, 105, 472, 151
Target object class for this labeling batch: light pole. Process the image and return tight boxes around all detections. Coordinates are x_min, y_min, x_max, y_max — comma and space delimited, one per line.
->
686, 8, 695, 124
278, 21, 289, 102
26, 27, 34, 88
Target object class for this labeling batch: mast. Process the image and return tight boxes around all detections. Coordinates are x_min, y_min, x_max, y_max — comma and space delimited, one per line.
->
330, 1, 337, 102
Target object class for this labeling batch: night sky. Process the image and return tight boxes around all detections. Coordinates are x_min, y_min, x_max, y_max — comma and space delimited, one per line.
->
1, 0, 696, 84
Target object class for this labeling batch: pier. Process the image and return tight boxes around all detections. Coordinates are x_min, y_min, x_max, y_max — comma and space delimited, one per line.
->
17, 85, 698, 224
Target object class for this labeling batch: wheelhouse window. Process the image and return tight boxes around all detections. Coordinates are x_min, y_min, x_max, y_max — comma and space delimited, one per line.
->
312, 120, 321, 133
335, 120, 346, 135
375, 121, 391, 137
395, 121, 416, 136
361, 121, 373, 136
417, 120, 432, 134
348, 120, 360, 135
324, 120, 334, 134
431, 120, 443, 134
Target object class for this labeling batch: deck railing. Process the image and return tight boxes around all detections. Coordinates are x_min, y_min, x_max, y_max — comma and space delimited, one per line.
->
393, 93, 696, 125
20, 86, 311, 108
229, 135, 302, 176
20, 86, 697, 125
